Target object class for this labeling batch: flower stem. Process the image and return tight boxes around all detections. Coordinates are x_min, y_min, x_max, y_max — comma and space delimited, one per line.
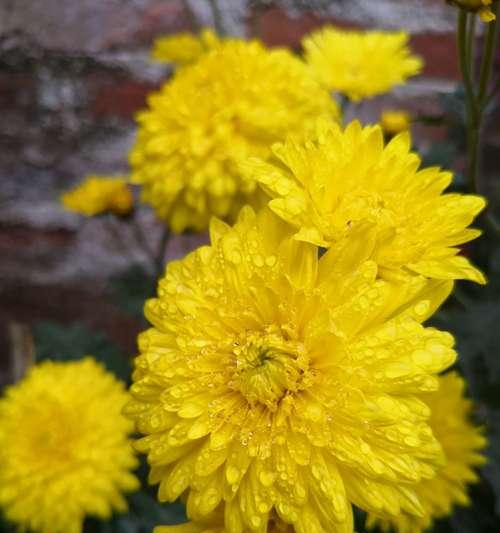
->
155, 227, 171, 279
478, 10, 498, 106
181, 0, 199, 30
208, 0, 225, 35
129, 216, 157, 266
458, 11, 478, 123
457, 7, 498, 194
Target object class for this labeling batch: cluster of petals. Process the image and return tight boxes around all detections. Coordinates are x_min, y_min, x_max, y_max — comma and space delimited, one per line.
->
242, 120, 486, 285
126, 206, 461, 533
129, 39, 337, 233
0, 358, 139, 533
367, 372, 487, 532
302, 26, 423, 101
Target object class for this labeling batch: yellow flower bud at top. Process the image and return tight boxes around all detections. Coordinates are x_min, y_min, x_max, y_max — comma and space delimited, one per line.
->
380, 109, 412, 135
447, 0, 497, 22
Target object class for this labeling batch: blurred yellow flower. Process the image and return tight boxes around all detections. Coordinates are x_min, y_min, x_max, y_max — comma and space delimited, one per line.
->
302, 26, 423, 101
380, 109, 412, 135
243, 120, 486, 284
126, 206, 457, 532
447, 0, 496, 22
130, 39, 338, 233
61, 176, 133, 216
151, 28, 221, 66
367, 371, 487, 532
0, 358, 139, 533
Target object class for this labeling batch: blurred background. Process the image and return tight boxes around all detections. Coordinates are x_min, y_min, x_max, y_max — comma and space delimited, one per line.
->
1, 1, 500, 531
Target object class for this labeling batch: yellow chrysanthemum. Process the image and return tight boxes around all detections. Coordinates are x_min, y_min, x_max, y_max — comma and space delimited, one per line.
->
447, 0, 497, 22
61, 175, 133, 216
302, 26, 423, 101
126, 206, 458, 533
130, 40, 338, 233
151, 28, 221, 65
242, 120, 486, 284
380, 110, 412, 135
155, 509, 293, 533
0, 358, 139, 533
367, 371, 487, 532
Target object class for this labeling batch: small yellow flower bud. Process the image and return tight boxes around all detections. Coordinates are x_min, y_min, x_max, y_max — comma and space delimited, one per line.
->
380, 109, 412, 135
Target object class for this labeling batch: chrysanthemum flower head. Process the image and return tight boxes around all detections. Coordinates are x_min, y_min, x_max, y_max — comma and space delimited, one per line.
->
154, 509, 293, 533
61, 175, 133, 217
302, 26, 423, 101
129, 39, 338, 233
242, 119, 486, 284
447, 0, 497, 22
126, 206, 458, 533
380, 110, 411, 135
367, 371, 487, 532
0, 358, 139, 533
151, 28, 221, 66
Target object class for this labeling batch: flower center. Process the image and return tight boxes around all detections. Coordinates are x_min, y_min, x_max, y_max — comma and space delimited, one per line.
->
232, 330, 309, 411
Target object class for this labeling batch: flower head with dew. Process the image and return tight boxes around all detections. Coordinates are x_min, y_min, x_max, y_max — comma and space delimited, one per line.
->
61, 175, 133, 217
129, 39, 338, 233
380, 110, 412, 136
367, 371, 487, 533
126, 206, 458, 533
154, 508, 294, 533
302, 26, 423, 101
151, 28, 222, 66
242, 120, 486, 284
447, 0, 497, 22
0, 358, 139, 533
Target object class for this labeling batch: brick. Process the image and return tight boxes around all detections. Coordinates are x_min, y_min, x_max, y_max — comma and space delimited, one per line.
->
411, 32, 460, 80
90, 79, 161, 119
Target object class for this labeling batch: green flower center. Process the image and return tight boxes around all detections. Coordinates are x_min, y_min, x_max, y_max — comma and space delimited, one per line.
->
232, 330, 309, 411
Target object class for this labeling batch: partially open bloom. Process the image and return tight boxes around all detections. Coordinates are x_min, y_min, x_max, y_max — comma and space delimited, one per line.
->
380, 110, 412, 135
126, 206, 457, 533
242, 120, 486, 284
302, 26, 423, 101
61, 175, 133, 217
447, 0, 497, 22
152, 28, 221, 66
130, 40, 337, 233
367, 372, 487, 532
0, 358, 139, 533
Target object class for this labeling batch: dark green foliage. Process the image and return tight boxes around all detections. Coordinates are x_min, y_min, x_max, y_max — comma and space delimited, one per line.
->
33, 321, 131, 382
109, 266, 157, 320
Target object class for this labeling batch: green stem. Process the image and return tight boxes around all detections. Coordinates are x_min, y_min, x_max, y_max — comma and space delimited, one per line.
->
466, 11, 477, 77
208, 0, 225, 35
457, 8, 499, 194
478, 8, 498, 105
486, 76, 500, 104
458, 11, 478, 122
155, 227, 171, 279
